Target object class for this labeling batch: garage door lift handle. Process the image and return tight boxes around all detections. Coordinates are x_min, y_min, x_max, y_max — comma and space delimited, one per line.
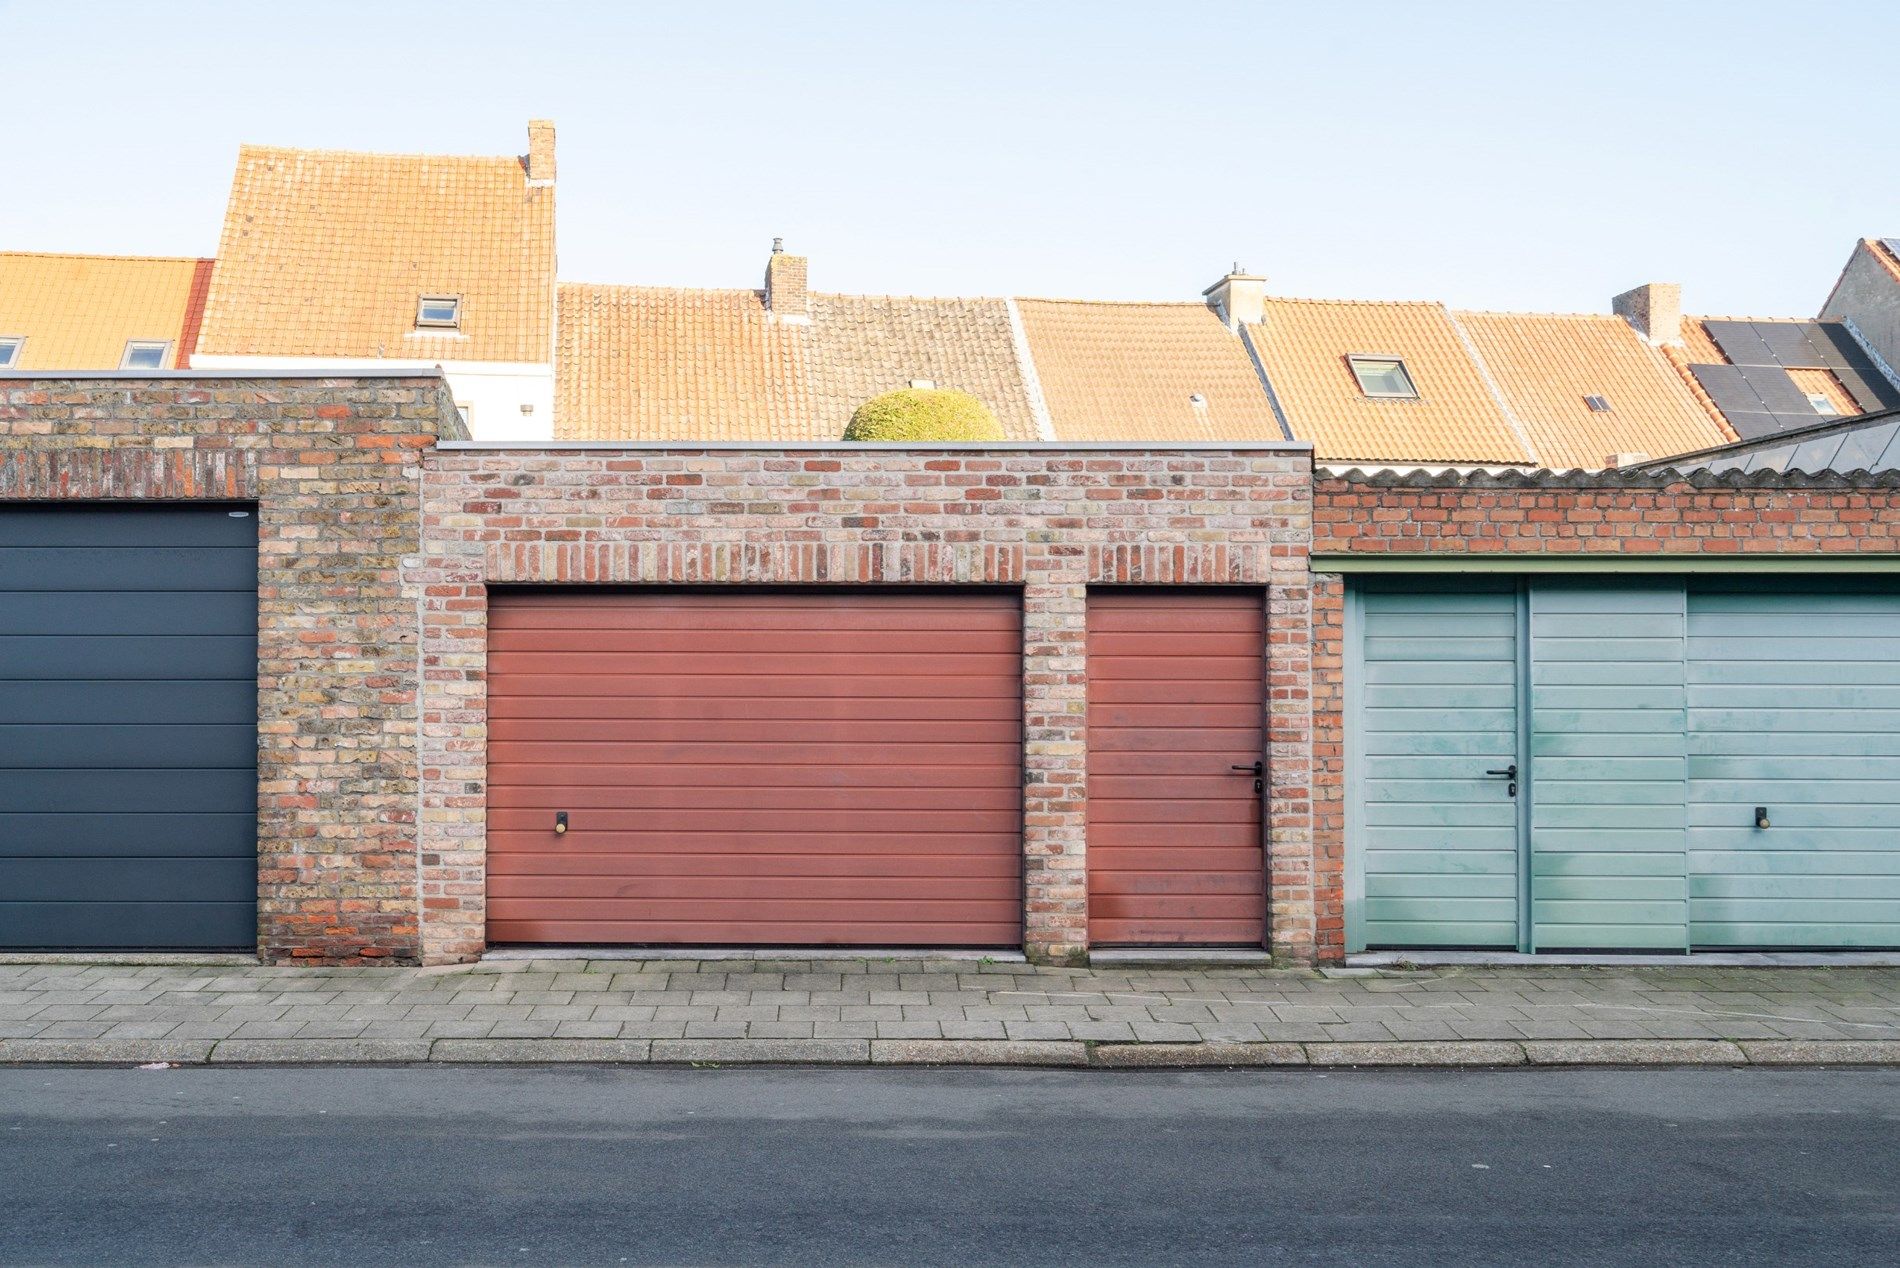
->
1230, 761, 1264, 794
1485, 764, 1518, 797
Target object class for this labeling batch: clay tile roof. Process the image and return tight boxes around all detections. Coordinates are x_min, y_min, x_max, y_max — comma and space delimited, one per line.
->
1246, 297, 1531, 465
556, 284, 809, 442
1012, 299, 1281, 443
1452, 310, 1729, 470
197, 143, 554, 362
554, 285, 1040, 442
805, 294, 1040, 440
0, 252, 213, 370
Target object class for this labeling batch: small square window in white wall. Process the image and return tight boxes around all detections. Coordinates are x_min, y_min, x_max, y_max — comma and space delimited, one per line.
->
120, 340, 170, 369
1806, 392, 1839, 416
1348, 355, 1419, 399
0, 337, 22, 368
416, 296, 462, 329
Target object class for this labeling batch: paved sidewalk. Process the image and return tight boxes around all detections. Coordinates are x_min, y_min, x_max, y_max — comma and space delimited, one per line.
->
4, 956, 1900, 1067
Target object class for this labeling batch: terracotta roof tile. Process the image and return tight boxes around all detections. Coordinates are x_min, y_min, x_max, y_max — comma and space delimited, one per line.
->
806, 294, 1039, 439
0, 252, 212, 370
198, 143, 554, 362
1246, 298, 1531, 465
554, 284, 1038, 441
1452, 310, 1728, 469
1788, 366, 1860, 416
1013, 299, 1279, 443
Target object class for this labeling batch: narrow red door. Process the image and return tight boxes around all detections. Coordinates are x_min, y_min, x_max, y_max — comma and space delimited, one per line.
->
1086, 590, 1265, 945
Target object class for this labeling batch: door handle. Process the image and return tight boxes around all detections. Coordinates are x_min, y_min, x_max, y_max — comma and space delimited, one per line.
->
1485, 764, 1518, 798
1230, 761, 1264, 794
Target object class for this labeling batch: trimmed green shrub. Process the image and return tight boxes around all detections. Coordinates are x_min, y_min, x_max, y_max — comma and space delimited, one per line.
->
843, 388, 1004, 442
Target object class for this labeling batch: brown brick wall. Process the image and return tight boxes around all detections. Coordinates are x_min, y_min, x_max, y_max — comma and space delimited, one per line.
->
1309, 473, 1900, 961
418, 446, 1314, 965
0, 375, 464, 964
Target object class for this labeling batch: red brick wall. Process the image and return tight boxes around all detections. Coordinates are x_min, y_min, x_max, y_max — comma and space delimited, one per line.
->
1315, 476, 1900, 556
1310, 473, 1900, 961
418, 446, 1314, 965
1, 375, 465, 964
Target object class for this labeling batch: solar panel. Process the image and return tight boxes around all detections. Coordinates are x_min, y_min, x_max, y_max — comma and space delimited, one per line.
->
1736, 364, 1813, 413
1755, 321, 1825, 367
1829, 422, 1899, 472
1722, 412, 1784, 440
1787, 436, 1848, 472
1809, 322, 1880, 372
1768, 411, 1825, 434
1831, 365, 1900, 412
1689, 364, 1763, 417
1704, 320, 1775, 365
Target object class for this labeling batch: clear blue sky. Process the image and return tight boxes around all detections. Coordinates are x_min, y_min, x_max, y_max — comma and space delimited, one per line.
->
2, 0, 1889, 315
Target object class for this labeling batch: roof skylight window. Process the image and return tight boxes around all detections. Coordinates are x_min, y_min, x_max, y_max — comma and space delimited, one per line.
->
1805, 392, 1838, 416
1347, 356, 1418, 399
1584, 394, 1612, 412
416, 295, 462, 329
0, 337, 21, 369
120, 340, 169, 370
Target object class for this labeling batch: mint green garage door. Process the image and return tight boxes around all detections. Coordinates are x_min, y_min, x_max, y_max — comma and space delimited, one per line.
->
1689, 582, 1900, 947
1349, 577, 1900, 952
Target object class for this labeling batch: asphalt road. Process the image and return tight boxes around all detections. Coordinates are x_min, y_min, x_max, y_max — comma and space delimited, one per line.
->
1, 1066, 1895, 1267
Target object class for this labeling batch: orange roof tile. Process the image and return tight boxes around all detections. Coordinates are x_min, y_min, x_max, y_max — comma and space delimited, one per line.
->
556, 284, 809, 442
0, 252, 212, 370
1788, 366, 1860, 417
1452, 311, 1728, 469
555, 284, 1039, 442
198, 142, 554, 362
1247, 298, 1531, 464
1013, 299, 1280, 443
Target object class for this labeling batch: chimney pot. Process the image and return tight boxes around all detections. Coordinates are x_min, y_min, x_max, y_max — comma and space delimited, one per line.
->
1612, 282, 1682, 345
526, 119, 556, 184
765, 242, 809, 320
1203, 267, 1267, 332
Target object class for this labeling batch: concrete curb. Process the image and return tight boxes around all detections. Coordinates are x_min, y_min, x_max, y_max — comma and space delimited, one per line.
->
4, 1036, 1899, 1068
870, 1040, 1088, 1066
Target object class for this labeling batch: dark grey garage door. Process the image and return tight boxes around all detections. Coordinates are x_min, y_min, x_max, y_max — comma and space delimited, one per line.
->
0, 505, 258, 949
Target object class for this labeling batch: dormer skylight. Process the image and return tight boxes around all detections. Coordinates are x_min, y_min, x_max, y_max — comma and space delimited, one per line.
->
120, 340, 169, 369
416, 295, 462, 330
1347, 355, 1418, 399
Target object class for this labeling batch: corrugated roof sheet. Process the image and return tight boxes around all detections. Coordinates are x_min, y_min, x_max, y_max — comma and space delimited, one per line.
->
0, 252, 212, 370
198, 144, 554, 362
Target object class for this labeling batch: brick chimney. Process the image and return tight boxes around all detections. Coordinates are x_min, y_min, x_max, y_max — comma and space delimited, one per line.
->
764, 238, 809, 321
1203, 265, 1267, 332
1612, 281, 1682, 345
526, 119, 556, 185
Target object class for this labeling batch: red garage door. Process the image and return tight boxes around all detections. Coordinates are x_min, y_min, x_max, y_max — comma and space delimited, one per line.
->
486, 590, 1023, 947
1086, 590, 1265, 945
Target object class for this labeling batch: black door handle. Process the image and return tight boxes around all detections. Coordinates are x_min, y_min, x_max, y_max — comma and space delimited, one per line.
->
1230, 761, 1263, 793
1485, 764, 1518, 798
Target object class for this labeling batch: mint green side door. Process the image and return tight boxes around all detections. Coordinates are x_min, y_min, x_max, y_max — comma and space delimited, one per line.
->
1352, 581, 1522, 950
1687, 580, 1900, 947
1528, 581, 1688, 950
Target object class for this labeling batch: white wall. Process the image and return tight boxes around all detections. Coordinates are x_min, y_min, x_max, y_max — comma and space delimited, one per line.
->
190, 353, 555, 440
